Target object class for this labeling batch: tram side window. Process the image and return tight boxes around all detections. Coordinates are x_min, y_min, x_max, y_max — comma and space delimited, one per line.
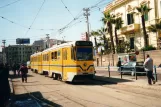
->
54, 52, 57, 59
57, 50, 60, 56
51, 52, 54, 59
51, 51, 57, 59
47, 54, 49, 61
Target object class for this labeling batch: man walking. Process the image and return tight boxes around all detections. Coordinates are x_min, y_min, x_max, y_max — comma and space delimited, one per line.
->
144, 54, 156, 85
19, 64, 28, 83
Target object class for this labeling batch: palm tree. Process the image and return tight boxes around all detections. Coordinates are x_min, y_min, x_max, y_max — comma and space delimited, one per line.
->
91, 30, 100, 53
148, 21, 161, 32
136, 4, 152, 47
102, 12, 115, 54
98, 27, 108, 51
148, 21, 161, 48
113, 17, 123, 51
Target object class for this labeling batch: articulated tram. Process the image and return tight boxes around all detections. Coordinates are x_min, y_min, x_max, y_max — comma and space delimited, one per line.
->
30, 41, 95, 82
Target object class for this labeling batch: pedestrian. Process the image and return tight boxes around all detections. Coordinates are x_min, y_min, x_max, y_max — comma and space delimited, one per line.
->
19, 64, 28, 83
117, 57, 122, 72
16, 63, 20, 76
0, 63, 10, 107
12, 63, 17, 76
143, 54, 156, 85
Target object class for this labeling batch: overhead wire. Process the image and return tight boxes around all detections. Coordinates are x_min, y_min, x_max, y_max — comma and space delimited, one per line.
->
57, 9, 84, 34
60, 0, 75, 19
0, 0, 22, 9
90, 0, 107, 9
24, 0, 46, 36
0, 16, 57, 31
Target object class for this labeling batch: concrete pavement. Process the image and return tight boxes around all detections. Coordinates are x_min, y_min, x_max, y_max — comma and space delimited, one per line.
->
95, 67, 161, 91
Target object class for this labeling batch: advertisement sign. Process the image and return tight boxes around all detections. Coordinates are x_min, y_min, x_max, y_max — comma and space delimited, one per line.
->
16, 38, 30, 44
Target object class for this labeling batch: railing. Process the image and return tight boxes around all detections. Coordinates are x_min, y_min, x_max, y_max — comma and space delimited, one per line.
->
97, 65, 158, 81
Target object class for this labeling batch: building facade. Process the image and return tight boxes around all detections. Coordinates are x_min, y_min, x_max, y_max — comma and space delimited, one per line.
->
4, 45, 37, 65
104, 0, 161, 50
33, 38, 67, 51
0, 52, 2, 63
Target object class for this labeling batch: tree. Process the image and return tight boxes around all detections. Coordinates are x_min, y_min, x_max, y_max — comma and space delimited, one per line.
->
102, 12, 115, 54
148, 21, 161, 49
98, 27, 108, 51
90, 30, 100, 53
148, 21, 161, 32
136, 4, 152, 47
113, 17, 123, 51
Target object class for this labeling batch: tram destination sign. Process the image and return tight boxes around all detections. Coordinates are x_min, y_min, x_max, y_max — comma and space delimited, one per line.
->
16, 38, 30, 44
76, 41, 93, 46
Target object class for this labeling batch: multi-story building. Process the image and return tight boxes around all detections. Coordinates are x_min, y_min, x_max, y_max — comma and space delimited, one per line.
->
104, 0, 161, 50
0, 52, 2, 63
4, 45, 37, 64
33, 38, 68, 51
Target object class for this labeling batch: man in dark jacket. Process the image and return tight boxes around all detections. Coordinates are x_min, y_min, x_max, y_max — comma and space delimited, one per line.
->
19, 64, 28, 83
117, 58, 122, 72
0, 63, 10, 107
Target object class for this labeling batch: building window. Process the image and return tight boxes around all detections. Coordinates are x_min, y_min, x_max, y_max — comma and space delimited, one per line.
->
144, 13, 148, 21
127, 13, 134, 25
130, 37, 134, 49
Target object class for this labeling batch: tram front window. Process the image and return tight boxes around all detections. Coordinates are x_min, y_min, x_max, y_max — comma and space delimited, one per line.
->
76, 47, 93, 61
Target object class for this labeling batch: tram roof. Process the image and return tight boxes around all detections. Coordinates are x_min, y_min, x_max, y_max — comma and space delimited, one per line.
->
42, 41, 76, 52
31, 52, 42, 57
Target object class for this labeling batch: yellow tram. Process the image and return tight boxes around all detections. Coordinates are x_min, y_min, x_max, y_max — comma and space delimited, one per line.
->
30, 41, 95, 82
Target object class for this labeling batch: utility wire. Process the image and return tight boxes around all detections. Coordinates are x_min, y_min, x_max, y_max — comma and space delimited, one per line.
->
90, 0, 107, 9
24, 0, 46, 36
0, 0, 22, 8
0, 16, 29, 28
0, 16, 57, 31
60, 0, 74, 19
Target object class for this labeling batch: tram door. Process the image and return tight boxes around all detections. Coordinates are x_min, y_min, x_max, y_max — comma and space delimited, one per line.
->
62, 48, 68, 80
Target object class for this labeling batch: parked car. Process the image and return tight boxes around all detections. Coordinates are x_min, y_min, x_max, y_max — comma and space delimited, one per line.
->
121, 62, 136, 76
121, 61, 146, 76
135, 61, 146, 75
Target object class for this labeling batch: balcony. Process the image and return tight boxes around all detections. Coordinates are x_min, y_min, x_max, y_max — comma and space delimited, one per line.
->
121, 24, 140, 34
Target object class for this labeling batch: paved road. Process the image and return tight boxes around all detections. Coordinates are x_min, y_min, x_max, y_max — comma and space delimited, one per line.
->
12, 70, 161, 107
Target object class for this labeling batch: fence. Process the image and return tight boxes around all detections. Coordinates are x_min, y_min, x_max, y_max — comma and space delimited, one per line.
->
106, 65, 158, 82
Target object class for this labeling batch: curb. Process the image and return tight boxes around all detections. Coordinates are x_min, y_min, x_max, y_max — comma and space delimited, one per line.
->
8, 78, 14, 95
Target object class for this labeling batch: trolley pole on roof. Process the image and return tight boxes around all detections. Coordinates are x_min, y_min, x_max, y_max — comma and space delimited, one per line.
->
83, 8, 90, 41
46, 34, 50, 48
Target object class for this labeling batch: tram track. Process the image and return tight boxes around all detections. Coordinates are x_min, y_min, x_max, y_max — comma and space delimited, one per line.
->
35, 72, 161, 106
13, 71, 161, 107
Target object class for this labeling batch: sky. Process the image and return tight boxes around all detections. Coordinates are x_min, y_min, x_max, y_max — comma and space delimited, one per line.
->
0, 0, 112, 51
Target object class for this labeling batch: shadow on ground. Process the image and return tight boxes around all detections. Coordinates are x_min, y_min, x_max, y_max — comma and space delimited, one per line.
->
11, 91, 62, 107
66, 75, 133, 86
94, 75, 133, 84
9, 74, 34, 79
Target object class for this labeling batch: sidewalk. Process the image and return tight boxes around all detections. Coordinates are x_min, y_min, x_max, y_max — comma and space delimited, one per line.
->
94, 72, 161, 91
